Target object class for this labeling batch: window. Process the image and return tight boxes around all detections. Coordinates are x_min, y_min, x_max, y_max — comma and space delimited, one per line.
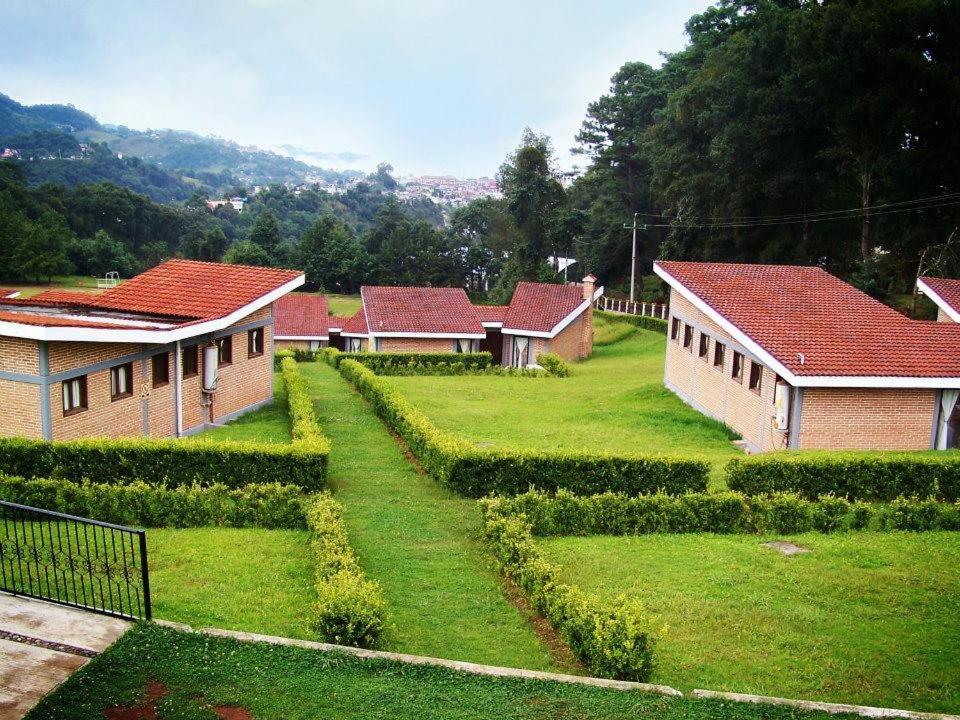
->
698, 332, 709, 359
682, 324, 693, 351
217, 336, 233, 366
110, 362, 134, 401
248, 328, 264, 358
152, 353, 169, 388
670, 317, 680, 340
713, 341, 725, 369
749, 360, 763, 394
512, 336, 530, 367
347, 337, 363, 352
455, 338, 477, 353
62, 376, 87, 415
732, 351, 743, 382
182, 345, 199, 378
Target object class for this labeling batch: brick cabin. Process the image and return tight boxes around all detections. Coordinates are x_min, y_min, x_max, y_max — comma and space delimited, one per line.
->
0, 259, 303, 441
274, 293, 329, 351
327, 276, 601, 365
917, 276, 960, 324
655, 261, 960, 452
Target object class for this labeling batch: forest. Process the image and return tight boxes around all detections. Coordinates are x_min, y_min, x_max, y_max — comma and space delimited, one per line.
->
1, 0, 958, 307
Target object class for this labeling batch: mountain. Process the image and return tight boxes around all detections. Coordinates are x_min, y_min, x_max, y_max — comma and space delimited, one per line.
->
0, 92, 358, 201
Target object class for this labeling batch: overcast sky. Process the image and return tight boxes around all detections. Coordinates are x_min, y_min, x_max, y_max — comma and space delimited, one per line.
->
2, 0, 710, 177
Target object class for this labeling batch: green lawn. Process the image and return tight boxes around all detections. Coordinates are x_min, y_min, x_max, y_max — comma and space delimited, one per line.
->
3, 275, 114, 298
539, 532, 960, 713
29, 623, 846, 720
387, 329, 741, 487
301, 362, 558, 669
327, 293, 362, 316
188, 371, 291, 443
148, 527, 315, 639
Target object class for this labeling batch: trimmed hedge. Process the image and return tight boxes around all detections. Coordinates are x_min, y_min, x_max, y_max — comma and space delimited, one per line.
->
482, 489, 960, 536
281, 357, 331, 453
726, 453, 960, 502
0, 474, 307, 529
483, 511, 657, 681
304, 493, 387, 648
326, 349, 492, 373
536, 352, 570, 377
337, 358, 708, 497
0, 435, 327, 491
596, 309, 667, 335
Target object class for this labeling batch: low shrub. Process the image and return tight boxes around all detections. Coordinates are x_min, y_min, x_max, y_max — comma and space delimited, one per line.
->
726, 452, 960, 502
320, 346, 341, 366
304, 493, 387, 648
273, 348, 295, 369
337, 358, 708, 497
481, 489, 960, 535
536, 352, 570, 377
482, 512, 657, 681
0, 474, 307, 529
280, 357, 330, 452
596, 310, 667, 335
326, 350, 492, 373
0, 435, 328, 491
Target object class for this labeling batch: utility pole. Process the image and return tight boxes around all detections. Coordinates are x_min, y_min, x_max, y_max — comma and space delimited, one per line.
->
622, 213, 642, 303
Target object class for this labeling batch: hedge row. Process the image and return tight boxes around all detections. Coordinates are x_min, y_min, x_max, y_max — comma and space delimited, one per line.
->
274, 347, 318, 368
0, 435, 327, 491
0, 474, 307, 529
324, 348, 492, 373
483, 512, 656, 681
727, 453, 960, 502
281, 357, 331, 455
304, 493, 387, 648
596, 309, 668, 334
336, 358, 708, 497
482, 489, 960, 536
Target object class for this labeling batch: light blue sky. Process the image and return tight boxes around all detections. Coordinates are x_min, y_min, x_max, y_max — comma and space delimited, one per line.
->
3, 0, 710, 176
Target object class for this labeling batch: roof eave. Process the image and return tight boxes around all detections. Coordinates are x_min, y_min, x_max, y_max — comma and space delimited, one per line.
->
917, 278, 960, 323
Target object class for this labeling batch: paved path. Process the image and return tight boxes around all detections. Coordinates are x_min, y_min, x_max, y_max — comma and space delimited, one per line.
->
0, 593, 130, 719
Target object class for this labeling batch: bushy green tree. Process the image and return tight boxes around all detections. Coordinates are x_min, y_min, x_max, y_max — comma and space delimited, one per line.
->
12, 210, 74, 281
224, 240, 272, 267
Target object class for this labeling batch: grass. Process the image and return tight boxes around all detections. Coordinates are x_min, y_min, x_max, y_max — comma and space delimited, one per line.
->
3, 275, 114, 298
300, 361, 557, 669
148, 527, 316, 639
327, 293, 362, 316
188, 371, 291, 443
538, 532, 960, 713
29, 623, 848, 720
387, 328, 741, 487
593, 311, 639, 345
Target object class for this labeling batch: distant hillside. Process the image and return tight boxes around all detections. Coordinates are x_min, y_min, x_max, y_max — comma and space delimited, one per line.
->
0, 92, 356, 200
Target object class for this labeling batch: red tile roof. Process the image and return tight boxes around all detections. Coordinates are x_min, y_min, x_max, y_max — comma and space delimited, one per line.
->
473, 305, 509, 323
274, 293, 329, 338
503, 282, 586, 334
0, 288, 19, 299
0, 310, 143, 330
918, 276, 960, 319
341, 309, 369, 335
328, 315, 350, 330
361, 286, 485, 335
656, 261, 960, 379
84, 259, 302, 320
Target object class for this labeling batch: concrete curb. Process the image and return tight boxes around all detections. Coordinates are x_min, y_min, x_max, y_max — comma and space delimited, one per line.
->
154, 620, 681, 697
690, 689, 960, 720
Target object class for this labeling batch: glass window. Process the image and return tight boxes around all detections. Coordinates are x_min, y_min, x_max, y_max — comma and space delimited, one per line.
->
713, 341, 725, 369
670, 317, 680, 340
749, 361, 763, 393
248, 328, 264, 357
348, 337, 363, 352
513, 336, 530, 367
732, 351, 743, 382
217, 336, 233, 366
182, 345, 199, 378
456, 338, 477, 353
152, 353, 169, 388
62, 376, 87, 415
698, 332, 709, 359
682, 324, 693, 350
110, 363, 134, 400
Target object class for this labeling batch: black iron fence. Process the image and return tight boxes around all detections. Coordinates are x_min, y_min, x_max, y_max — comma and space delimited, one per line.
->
0, 500, 150, 621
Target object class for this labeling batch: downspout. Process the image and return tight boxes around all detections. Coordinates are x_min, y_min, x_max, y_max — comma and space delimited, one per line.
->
173, 340, 183, 437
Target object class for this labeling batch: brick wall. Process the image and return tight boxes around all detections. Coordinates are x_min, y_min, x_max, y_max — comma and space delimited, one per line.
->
47, 341, 140, 373
665, 291, 788, 452
0, 337, 39, 374
936, 307, 954, 323
276, 339, 321, 351
146, 351, 175, 438
376, 337, 458, 352
798, 387, 935, 450
0, 379, 42, 439
50, 364, 144, 440
550, 314, 583, 362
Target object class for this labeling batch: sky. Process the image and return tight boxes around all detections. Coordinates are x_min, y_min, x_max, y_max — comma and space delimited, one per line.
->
2, 0, 711, 177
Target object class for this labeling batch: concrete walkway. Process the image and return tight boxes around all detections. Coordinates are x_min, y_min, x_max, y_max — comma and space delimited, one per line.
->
0, 593, 130, 719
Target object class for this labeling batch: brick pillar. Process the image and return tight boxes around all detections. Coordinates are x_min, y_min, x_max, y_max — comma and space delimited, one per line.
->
579, 274, 596, 358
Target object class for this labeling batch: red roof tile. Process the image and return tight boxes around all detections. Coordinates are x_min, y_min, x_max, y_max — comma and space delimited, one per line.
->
328, 315, 350, 330
918, 276, 960, 319
503, 282, 586, 334
473, 305, 509, 323
0, 310, 144, 330
0, 288, 19, 299
656, 261, 960, 379
274, 293, 329, 338
341, 309, 369, 335
361, 286, 484, 335
84, 259, 302, 320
